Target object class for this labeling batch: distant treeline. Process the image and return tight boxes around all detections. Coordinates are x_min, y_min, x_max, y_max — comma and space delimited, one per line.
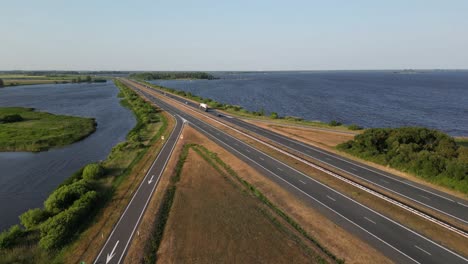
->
130, 71, 216, 80
338, 127, 468, 193
0, 70, 131, 76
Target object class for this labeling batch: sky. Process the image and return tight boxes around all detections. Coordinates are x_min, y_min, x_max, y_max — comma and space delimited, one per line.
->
1, 0, 467, 71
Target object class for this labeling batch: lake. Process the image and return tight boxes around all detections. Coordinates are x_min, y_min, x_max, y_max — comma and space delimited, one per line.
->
0, 82, 136, 231
151, 71, 468, 136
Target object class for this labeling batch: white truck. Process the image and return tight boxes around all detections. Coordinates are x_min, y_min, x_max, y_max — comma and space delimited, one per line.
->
199, 103, 208, 112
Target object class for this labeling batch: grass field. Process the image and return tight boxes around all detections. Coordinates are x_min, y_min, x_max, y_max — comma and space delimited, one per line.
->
0, 74, 107, 87
0, 107, 96, 152
153, 144, 330, 263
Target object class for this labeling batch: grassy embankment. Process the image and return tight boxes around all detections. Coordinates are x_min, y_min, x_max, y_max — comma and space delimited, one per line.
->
338, 127, 468, 194
136, 79, 362, 131
0, 79, 167, 264
141, 143, 342, 264
0, 107, 96, 152
0, 73, 107, 87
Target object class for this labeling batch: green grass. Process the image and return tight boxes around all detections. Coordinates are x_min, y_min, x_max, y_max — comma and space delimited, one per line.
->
455, 137, 468, 147
0, 107, 96, 152
0, 74, 107, 87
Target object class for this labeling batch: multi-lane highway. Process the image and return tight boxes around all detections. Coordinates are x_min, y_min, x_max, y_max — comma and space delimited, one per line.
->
94, 112, 184, 264
125, 79, 467, 264
142, 80, 468, 226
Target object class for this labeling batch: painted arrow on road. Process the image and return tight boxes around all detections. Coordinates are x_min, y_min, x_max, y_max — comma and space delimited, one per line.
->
148, 175, 155, 184
106, 240, 119, 264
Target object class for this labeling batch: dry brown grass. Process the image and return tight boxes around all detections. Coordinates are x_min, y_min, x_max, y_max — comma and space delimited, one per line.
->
154, 126, 392, 264
61, 112, 175, 264
156, 147, 320, 263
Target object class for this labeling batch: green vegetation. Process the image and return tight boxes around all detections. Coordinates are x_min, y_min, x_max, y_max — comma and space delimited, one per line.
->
130, 71, 216, 80
0, 107, 96, 152
0, 72, 107, 87
139, 80, 362, 131
0, 79, 167, 263
143, 144, 339, 264
338, 127, 468, 193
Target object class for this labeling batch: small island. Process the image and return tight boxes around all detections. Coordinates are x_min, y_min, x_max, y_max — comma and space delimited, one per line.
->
0, 107, 97, 152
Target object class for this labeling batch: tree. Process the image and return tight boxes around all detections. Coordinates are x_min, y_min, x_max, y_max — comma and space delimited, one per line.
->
0, 78, 4, 87
270, 112, 279, 119
85, 75, 92, 82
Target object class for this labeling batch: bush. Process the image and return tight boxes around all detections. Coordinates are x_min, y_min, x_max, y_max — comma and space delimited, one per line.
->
1, 114, 23, 123
348, 124, 362, 130
0, 225, 25, 249
20, 208, 49, 230
270, 112, 279, 119
338, 127, 468, 193
329, 120, 342, 126
44, 180, 90, 214
82, 163, 105, 180
39, 191, 98, 250
0, 78, 4, 87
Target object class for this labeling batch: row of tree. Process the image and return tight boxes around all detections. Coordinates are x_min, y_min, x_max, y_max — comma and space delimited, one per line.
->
130, 71, 216, 80
338, 127, 468, 191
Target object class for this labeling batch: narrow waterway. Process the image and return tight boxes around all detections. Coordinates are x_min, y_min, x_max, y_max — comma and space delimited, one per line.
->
0, 81, 136, 231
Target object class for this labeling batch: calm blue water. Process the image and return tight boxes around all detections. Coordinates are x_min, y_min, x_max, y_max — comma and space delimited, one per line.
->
151, 71, 468, 136
0, 82, 136, 231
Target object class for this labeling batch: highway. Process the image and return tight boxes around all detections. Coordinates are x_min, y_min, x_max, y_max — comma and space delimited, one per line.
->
94, 112, 184, 264
126, 79, 468, 264
144, 81, 468, 226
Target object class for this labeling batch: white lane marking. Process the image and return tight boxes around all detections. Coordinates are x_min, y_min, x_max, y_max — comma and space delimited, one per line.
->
246, 149, 251, 153
325, 157, 332, 161
299, 180, 306, 184
380, 179, 390, 184
326, 195, 336, 202
106, 240, 119, 264
457, 202, 468, 208
277, 167, 283, 171
364, 217, 376, 224
259, 157, 265, 161
414, 245, 432, 256
351, 167, 358, 171
418, 195, 431, 201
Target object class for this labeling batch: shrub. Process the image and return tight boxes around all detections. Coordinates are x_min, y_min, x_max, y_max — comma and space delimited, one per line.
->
20, 208, 49, 230
44, 180, 90, 214
270, 112, 279, 119
348, 124, 362, 130
1, 114, 23, 123
82, 163, 105, 181
329, 120, 342, 126
39, 191, 98, 250
0, 225, 25, 249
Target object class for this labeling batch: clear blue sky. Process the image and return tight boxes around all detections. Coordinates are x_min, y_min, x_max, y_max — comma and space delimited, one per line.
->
1, 0, 467, 71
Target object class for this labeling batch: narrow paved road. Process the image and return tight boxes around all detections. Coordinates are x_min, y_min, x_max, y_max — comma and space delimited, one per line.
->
144, 81, 468, 226
94, 113, 183, 264
126, 79, 467, 264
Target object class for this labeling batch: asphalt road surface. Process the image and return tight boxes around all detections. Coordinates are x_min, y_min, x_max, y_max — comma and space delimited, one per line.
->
126, 79, 467, 264
144, 81, 468, 226
94, 112, 183, 264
